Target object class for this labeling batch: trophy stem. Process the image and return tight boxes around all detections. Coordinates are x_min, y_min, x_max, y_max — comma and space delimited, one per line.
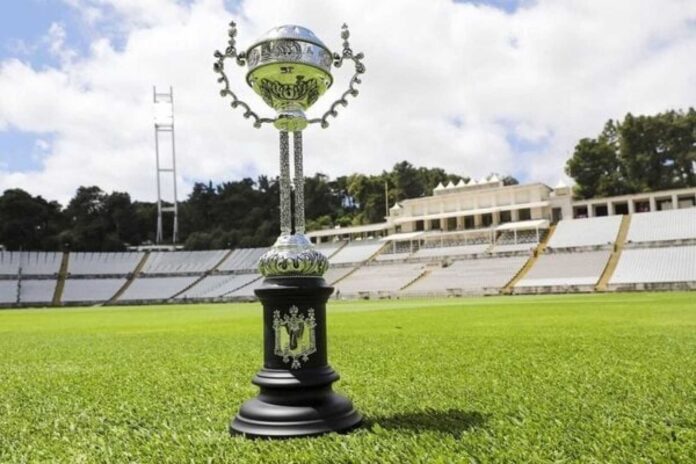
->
279, 131, 292, 236
293, 131, 306, 235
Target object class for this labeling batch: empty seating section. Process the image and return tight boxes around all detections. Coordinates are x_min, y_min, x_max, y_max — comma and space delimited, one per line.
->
218, 248, 267, 272
0, 281, 18, 304
18, 280, 56, 304
626, 208, 696, 243
516, 251, 611, 288
412, 244, 489, 259
314, 241, 346, 259
68, 252, 143, 275
329, 240, 384, 264
403, 257, 528, 295
0, 252, 62, 275
375, 251, 412, 262
610, 246, 696, 284
547, 216, 621, 249
176, 274, 260, 299
62, 279, 126, 302
142, 250, 227, 274
496, 229, 541, 245
225, 275, 263, 298
491, 243, 535, 254
119, 276, 198, 301
323, 267, 354, 285
333, 263, 424, 295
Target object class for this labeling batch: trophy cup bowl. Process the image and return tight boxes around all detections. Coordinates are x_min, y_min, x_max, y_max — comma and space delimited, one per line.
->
214, 21, 364, 438
245, 25, 334, 132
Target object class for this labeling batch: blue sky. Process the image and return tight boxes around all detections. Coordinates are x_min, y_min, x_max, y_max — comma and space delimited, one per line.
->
0, 0, 694, 202
2, 0, 519, 176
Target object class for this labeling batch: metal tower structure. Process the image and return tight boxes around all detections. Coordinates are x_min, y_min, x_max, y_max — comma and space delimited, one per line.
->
153, 86, 179, 244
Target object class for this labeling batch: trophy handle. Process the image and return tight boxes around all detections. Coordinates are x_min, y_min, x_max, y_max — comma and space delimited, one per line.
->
308, 24, 366, 129
213, 21, 276, 128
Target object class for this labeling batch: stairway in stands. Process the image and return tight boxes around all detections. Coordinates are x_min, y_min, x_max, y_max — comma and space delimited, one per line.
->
595, 215, 631, 291
169, 249, 235, 300
501, 224, 556, 294
332, 241, 391, 286
400, 268, 432, 291
51, 252, 70, 306
107, 252, 150, 305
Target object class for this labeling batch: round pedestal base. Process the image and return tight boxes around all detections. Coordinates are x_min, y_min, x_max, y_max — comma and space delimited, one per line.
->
230, 368, 362, 437
230, 276, 362, 438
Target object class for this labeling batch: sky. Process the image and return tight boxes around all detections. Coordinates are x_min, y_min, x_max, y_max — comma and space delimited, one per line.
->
0, 0, 695, 204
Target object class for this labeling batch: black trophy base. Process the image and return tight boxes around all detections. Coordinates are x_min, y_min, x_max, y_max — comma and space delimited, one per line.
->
230, 367, 362, 438
230, 276, 362, 438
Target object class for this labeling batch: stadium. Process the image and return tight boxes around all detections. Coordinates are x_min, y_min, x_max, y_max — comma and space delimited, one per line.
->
1, 180, 696, 307
1, 1, 695, 462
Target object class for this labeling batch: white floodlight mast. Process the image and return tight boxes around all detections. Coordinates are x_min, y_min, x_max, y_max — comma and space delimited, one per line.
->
153, 86, 179, 245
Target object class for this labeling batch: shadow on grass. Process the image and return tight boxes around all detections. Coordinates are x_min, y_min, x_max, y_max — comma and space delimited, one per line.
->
366, 409, 487, 436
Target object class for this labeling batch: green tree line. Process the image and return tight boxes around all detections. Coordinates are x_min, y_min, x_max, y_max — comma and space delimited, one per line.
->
2, 108, 693, 251
0, 161, 513, 251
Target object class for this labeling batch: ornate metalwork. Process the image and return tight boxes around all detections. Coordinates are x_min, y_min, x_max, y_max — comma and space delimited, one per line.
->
213, 22, 365, 276
279, 131, 292, 235
258, 234, 329, 277
258, 76, 321, 109
308, 24, 366, 129
293, 131, 305, 235
273, 306, 317, 369
246, 39, 333, 77
213, 21, 275, 128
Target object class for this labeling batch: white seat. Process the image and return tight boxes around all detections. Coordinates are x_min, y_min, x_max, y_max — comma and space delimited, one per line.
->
516, 251, 611, 287
335, 263, 425, 295
627, 208, 696, 243
68, 252, 143, 275
176, 274, 260, 299
0, 252, 62, 276
217, 248, 267, 272
18, 280, 56, 303
119, 276, 198, 301
610, 245, 696, 284
547, 216, 621, 249
141, 250, 227, 274
403, 256, 527, 295
62, 279, 126, 302
330, 240, 384, 265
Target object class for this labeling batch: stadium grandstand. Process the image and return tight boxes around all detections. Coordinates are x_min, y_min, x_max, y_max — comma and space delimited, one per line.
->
1, 180, 695, 307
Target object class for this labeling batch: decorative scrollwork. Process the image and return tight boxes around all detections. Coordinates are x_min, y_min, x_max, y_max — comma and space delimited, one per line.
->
213, 21, 275, 128
258, 234, 329, 277
308, 24, 366, 129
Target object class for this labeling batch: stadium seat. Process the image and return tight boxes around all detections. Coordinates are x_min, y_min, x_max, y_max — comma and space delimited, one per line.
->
141, 250, 228, 274
626, 208, 696, 244
403, 256, 528, 296
62, 278, 126, 303
515, 250, 611, 288
329, 240, 385, 265
68, 252, 144, 275
546, 216, 622, 249
610, 245, 696, 284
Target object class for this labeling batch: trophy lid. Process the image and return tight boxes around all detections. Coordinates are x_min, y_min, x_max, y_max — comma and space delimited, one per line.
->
247, 25, 330, 54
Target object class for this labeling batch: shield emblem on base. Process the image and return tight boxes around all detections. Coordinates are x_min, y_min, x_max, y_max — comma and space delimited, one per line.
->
273, 306, 317, 369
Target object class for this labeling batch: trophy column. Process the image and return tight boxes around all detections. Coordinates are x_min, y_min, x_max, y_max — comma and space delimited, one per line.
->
214, 22, 366, 438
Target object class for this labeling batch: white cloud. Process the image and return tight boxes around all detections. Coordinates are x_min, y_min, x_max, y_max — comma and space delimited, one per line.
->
0, 0, 695, 203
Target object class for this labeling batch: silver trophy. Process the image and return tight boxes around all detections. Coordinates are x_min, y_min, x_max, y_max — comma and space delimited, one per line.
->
214, 23, 365, 278
214, 22, 365, 438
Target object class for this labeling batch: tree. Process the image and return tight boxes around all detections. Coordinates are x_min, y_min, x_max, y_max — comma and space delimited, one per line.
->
0, 189, 63, 250
566, 109, 696, 199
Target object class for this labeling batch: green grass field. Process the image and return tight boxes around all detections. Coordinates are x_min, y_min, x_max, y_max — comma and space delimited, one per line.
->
1, 292, 695, 463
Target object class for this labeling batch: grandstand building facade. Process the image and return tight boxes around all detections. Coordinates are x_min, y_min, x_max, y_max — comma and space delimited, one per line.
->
307, 177, 696, 245
1, 180, 695, 307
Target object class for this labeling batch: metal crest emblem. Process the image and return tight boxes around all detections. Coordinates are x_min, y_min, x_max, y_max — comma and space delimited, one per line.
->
273, 306, 317, 369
